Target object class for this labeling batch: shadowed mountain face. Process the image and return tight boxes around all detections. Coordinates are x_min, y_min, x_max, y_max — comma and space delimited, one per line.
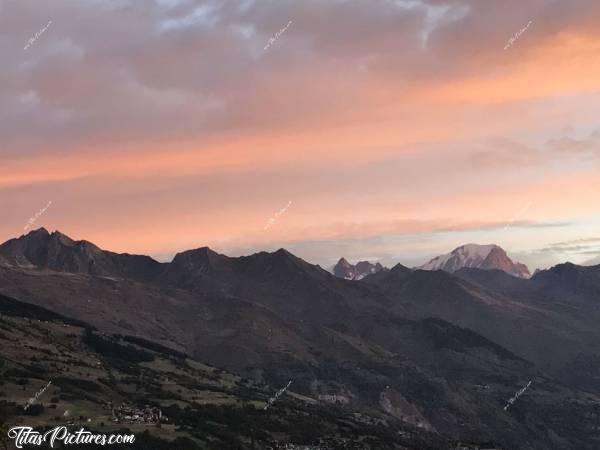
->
419, 244, 531, 279
454, 263, 600, 304
367, 265, 600, 375
1, 230, 600, 449
453, 267, 532, 293
531, 262, 600, 299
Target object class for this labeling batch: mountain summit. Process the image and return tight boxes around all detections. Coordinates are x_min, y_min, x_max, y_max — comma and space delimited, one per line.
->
0, 228, 164, 281
333, 257, 386, 280
419, 243, 530, 278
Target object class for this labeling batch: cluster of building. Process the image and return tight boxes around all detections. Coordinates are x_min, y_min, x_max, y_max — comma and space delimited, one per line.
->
109, 402, 166, 425
317, 393, 350, 405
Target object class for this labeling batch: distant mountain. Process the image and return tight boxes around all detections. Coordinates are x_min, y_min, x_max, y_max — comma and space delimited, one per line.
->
365, 258, 600, 371
419, 243, 531, 278
333, 257, 386, 280
531, 262, 600, 300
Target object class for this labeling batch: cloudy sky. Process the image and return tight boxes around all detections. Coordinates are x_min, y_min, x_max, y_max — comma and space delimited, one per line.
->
2, 0, 600, 270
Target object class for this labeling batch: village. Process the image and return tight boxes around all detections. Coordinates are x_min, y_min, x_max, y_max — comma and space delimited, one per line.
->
109, 402, 167, 426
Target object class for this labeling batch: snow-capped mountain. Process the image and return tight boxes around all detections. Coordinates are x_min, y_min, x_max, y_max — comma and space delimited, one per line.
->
333, 258, 386, 280
419, 244, 531, 279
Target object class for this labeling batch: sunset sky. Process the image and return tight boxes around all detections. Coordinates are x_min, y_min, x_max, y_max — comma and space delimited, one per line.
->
2, 0, 600, 271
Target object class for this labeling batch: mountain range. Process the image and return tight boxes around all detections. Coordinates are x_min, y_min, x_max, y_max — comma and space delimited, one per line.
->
332, 258, 386, 280
0, 229, 599, 449
331, 244, 530, 282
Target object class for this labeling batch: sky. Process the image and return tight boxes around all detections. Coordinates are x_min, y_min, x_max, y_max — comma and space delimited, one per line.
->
2, 0, 600, 271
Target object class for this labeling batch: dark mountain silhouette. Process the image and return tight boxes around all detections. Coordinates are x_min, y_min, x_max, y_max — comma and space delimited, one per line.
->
370, 265, 600, 370
0, 228, 164, 282
531, 262, 600, 300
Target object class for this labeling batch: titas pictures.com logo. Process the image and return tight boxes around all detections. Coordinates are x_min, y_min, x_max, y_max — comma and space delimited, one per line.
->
7, 426, 135, 448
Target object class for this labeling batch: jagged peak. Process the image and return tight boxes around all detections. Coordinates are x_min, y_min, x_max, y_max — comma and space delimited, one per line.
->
273, 248, 295, 257
25, 227, 50, 237
389, 262, 412, 273
333, 257, 387, 280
